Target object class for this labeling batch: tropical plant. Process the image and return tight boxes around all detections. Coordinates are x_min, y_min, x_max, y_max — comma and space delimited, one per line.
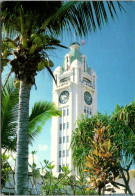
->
71, 103, 135, 194
1, 1, 124, 194
1, 153, 11, 190
84, 125, 120, 195
2, 78, 19, 152
71, 114, 110, 173
40, 160, 96, 195
2, 78, 61, 151
113, 101, 135, 132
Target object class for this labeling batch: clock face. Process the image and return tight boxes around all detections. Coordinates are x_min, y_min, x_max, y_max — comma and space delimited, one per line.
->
84, 91, 92, 105
59, 91, 69, 104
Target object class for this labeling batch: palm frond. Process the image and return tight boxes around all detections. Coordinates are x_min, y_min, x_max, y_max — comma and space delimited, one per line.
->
41, 1, 125, 37
2, 1, 124, 38
2, 78, 19, 151
45, 66, 57, 85
2, 78, 61, 150
28, 101, 61, 144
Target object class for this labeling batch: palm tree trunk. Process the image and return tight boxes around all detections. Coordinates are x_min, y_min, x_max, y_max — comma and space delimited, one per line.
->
15, 80, 30, 195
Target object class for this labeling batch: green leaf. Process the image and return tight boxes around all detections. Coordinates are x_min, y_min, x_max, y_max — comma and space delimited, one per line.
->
29, 101, 61, 144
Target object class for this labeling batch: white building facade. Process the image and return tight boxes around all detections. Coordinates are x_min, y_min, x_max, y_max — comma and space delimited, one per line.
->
51, 42, 97, 177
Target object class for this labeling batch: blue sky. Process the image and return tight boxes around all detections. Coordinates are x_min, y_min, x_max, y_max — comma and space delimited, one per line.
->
2, 2, 135, 166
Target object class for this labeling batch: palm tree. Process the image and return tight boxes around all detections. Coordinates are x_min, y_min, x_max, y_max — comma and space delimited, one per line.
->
2, 78, 19, 152
2, 78, 61, 152
1, 1, 124, 194
113, 101, 135, 132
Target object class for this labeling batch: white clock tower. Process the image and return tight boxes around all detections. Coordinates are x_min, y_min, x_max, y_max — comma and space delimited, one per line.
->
51, 42, 97, 176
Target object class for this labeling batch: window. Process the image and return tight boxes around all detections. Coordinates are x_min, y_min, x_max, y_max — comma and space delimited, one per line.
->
67, 136, 69, 142
83, 77, 91, 85
90, 108, 92, 115
63, 110, 66, 116
59, 137, 62, 144
84, 107, 92, 116
93, 78, 95, 88
63, 150, 65, 157
59, 151, 61, 158
63, 123, 66, 129
67, 108, 69, 116
66, 150, 69, 157
67, 122, 69, 129
60, 124, 62, 130
63, 136, 65, 143
60, 77, 69, 83
59, 165, 61, 172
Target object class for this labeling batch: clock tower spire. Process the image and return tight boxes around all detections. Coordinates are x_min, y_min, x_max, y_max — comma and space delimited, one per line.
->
51, 42, 97, 176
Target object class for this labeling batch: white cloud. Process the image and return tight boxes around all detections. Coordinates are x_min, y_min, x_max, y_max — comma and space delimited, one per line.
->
28, 153, 38, 166
38, 144, 48, 152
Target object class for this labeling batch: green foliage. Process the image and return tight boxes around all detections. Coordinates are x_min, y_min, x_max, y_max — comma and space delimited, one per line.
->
29, 101, 61, 144
110, 101, 135, 164
2, 78, 62, 151
84, 125, 119, 194
1, 153, 11, 189
1, 40, 12, 72
71, 113, 110, 173
71, 103, 135, 173
1, 2, 124, 38
71, 101, 135, 194
2, 78, 19, 151
40, 160, 96, 195
113, 100, 135, 132
1, 154, 96, 195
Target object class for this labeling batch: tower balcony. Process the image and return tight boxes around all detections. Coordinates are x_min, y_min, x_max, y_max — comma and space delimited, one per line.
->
54, 80, 71, 90
59, 80, 70, 87
82, 80, 95, 90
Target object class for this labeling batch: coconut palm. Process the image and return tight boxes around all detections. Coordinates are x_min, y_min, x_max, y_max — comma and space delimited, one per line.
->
1, 1, 124, 194
2, 78, 19, 152
2, 78, 61, 152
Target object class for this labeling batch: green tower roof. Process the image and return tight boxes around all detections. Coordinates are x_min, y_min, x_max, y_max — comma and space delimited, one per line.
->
62, 42, 87, 70
69, 43, 83, 64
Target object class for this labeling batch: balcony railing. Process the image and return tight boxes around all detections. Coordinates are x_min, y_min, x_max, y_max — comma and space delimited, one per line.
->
82, 81, 95, 89
59, 80, 70, 87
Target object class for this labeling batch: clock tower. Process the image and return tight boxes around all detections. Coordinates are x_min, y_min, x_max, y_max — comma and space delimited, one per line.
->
51, 42, 97, 176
